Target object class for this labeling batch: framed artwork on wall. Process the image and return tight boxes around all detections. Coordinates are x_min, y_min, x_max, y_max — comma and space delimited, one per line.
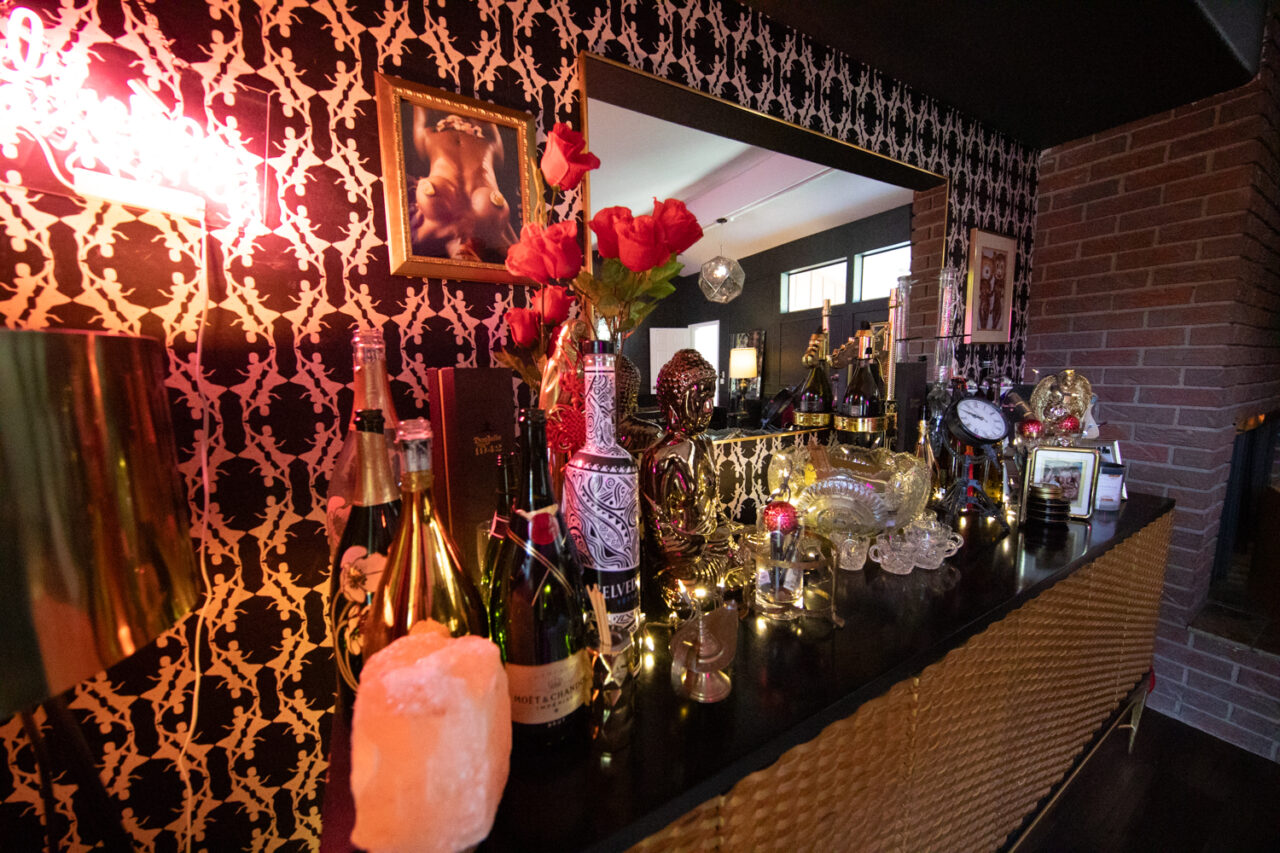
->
374, 73, 535, 282
1026, 445, 1101, 519
964, 227, 1017, 343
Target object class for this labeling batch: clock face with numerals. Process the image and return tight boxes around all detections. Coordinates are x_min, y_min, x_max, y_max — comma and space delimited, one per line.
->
947, 397, 1010, 444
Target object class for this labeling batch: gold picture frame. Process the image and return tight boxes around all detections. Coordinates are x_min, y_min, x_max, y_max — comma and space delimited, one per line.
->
374, 73, 535, 282
964, 227, 1017, 343
1025, 445, 1100, 519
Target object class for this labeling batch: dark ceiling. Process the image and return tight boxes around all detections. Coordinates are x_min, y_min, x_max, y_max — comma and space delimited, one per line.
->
739, 0, 1271, 149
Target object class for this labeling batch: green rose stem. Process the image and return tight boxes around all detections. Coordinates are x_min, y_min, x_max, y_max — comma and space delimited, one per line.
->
571, 253, 681, 348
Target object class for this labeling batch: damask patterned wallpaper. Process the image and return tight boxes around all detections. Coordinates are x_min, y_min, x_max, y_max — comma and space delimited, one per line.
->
0, 0, 1036, 847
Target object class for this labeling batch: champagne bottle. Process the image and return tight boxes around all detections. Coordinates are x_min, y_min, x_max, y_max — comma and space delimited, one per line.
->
327, 329, 401, 556
836, 327, 885, 447
869, 338, 887, 402
489, 408, 590, 748
329, 409, 401, 709
794, 299, 833, 428
562, 340, 641, 643
362, 418, 487, 658
480, 451, 516, 608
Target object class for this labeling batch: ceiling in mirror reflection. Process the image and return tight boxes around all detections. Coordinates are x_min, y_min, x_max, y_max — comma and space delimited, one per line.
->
586, 99, 915, 272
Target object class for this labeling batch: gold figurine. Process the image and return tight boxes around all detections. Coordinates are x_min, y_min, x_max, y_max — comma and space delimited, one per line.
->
640, 349, 732, 609
616, 353, 660, 457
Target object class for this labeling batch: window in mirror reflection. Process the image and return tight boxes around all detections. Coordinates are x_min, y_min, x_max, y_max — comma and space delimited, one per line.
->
781, 259, 847, 312
855, 243, 911, 302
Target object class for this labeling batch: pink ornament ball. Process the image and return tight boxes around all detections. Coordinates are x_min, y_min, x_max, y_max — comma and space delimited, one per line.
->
1017, 419, 1044, 439
762, 500, 798, 535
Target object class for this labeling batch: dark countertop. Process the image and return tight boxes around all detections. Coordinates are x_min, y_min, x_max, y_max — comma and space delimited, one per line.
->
324, 494, 1173, 853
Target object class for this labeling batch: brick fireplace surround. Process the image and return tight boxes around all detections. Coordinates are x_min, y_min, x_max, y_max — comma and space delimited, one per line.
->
1024, 19, 1280, 758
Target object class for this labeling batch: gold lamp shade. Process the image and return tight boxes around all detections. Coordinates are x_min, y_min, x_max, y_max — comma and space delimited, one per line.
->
0, 329, 199, 717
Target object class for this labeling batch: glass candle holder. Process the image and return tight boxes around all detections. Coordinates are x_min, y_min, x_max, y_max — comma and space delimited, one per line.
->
746, 531, 809, 620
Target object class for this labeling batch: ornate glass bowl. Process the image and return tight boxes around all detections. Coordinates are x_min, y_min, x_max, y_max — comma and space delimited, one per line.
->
793, 472, 887, 538
827, 446, 930, 530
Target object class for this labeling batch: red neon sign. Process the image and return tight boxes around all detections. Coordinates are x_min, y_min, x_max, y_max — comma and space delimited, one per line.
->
1, 7, 260, 221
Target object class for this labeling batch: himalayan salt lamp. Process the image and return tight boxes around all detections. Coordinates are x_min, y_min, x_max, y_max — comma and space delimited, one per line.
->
350, 622, 511, 853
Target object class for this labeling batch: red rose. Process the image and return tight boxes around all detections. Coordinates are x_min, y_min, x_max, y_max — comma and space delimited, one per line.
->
540, 221, 583, 281
616, 214, 670, 272
505, 222, 582, 284
540, 123, 600, 191
506, 307, 540, 349
589, 206, 632, 259
536, 284, 575, 326
506, 224, 553, 284
652, 198, 702, 255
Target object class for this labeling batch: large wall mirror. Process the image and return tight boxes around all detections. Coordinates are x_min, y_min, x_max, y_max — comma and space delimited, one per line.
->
578, 53, 948, 426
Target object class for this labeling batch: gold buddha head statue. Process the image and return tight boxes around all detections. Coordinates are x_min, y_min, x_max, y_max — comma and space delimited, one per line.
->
657, 348, 717, 435
615, 353, 641, 418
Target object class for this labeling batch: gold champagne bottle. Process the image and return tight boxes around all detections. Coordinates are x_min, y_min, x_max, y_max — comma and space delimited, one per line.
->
362, 418, 487, 658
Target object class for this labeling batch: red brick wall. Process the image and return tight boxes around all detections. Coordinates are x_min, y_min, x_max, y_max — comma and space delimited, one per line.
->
907, 183, 949, 361
1027, 20, 1280, 759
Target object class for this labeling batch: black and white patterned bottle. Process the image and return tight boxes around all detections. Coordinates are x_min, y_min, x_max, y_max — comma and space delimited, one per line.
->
562, 340, 641, 641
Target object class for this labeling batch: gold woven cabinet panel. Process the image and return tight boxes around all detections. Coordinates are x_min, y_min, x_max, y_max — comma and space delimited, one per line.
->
716, 678, 915, 852
1100, 515, 1172, 690
628, 512, 1173, 853
1000, 565, 1126, 838
902, 619, 1019, 853
627, 794, 723, 853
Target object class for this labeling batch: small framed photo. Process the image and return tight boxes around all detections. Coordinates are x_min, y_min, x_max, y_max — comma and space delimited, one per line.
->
965, 227, 1017, 343
1075, 438, 1127, 498
1026, 446, 1100, 518
374, 73, 535, 282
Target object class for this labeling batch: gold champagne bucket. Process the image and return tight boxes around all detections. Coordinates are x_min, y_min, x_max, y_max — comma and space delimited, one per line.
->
0, 329, 199, 716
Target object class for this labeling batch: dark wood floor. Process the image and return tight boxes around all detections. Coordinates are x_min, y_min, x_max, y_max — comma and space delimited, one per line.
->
1015, 709, 1280, 853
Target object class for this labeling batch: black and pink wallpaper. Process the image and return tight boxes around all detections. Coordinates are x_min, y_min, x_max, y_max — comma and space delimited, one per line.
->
0, 0, 1037, 847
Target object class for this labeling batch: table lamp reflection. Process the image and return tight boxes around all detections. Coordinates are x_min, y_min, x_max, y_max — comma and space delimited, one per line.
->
728, 346, 758, 426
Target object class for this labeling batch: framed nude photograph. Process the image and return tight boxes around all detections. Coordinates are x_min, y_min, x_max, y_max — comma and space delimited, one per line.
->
964, 227, 1017, 343
374, 73, 535, 282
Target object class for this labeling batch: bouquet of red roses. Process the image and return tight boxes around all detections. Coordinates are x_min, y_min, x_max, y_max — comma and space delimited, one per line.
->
578, 196, 702, 345
499, 123, 702, 397
495, 123, 594, 399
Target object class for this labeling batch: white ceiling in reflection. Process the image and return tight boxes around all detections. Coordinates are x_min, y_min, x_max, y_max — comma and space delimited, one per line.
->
585, 99, 915, 272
